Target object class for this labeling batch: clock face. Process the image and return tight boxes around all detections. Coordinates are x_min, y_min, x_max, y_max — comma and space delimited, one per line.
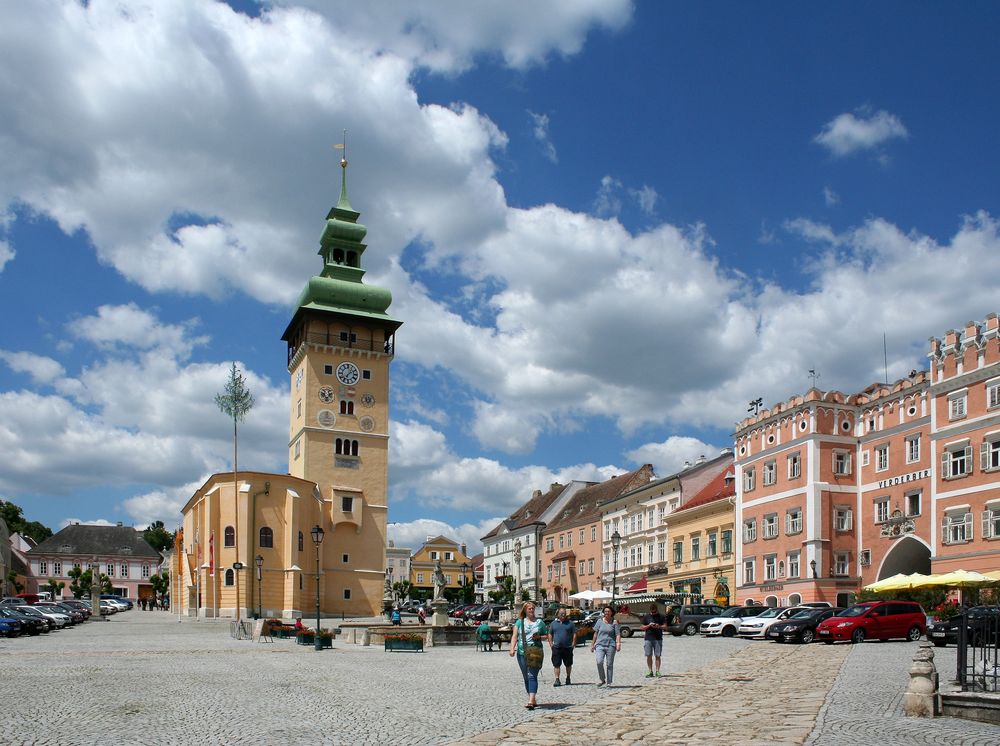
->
360, 392, 375, 408
336, 362, 360, 386
318, 386, 335, 403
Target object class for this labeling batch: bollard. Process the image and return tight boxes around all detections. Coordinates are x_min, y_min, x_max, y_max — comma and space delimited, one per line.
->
903, 642, 940, 717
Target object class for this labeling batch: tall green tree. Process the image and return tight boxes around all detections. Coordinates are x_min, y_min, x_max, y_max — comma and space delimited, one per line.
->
142, 520, 175, 553
67, 566, 111, 599
392, 579, 413, 603
215, 362, 254, 622
0, 499, 52, 544
149, 571, 170, 605
43, 578, 65, 599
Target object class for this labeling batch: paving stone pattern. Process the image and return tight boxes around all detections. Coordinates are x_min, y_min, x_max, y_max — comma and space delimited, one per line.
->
2, 613, 996, 745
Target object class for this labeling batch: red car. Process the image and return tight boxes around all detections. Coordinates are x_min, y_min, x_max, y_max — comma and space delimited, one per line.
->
816, 600, 926, 644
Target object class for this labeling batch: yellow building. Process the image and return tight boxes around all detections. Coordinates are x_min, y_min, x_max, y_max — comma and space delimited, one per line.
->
175, 156, 401, 619
409, 536, 473, 601
661, 465, 737, 604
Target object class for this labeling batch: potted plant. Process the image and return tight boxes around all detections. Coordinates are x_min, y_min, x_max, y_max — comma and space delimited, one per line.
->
296, 628, 315, 646
384, 631, 424, 652
317, 628, 334, 649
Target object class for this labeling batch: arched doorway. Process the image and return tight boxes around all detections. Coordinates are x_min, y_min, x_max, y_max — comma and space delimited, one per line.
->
877, 535, 931, 579
787, 593, 802, 606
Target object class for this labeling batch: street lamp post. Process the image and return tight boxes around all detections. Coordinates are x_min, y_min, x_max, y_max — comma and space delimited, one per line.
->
255, 554, 263, 619
310, 525, 325, 651
461, 562, 469, 604
610, 530, 622, 612
513, 540, 522, 603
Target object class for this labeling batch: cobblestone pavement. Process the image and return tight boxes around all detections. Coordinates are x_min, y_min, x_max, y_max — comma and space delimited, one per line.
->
2, 613, 996, 745
807, 640, 1000, 746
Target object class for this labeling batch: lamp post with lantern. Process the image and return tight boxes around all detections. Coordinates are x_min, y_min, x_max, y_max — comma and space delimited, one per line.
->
311, 524, 325, 651
513, 540, 522, 603
610, 530, 622, 612
461, 562, 469, 604
254, 554, 263, 619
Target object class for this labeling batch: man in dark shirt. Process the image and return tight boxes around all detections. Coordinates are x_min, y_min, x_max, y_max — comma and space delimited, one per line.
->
547, 608, 577, 686
640, 603, 666, 678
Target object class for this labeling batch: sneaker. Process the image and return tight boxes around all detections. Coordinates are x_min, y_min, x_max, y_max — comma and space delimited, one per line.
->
565, 676, 571, 685
645, 671, 655, 678
553, 680, 561, 687
597, 682, 605, 688
654, 672, 662, 678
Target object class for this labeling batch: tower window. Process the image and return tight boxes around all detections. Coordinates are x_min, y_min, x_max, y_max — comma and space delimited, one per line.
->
324, 364, 334, 375
336, 438, 359, 456
342, 496, 354, 512
340, 400, 354, 415
362, 370, 371, 380
224, 526, 235, 547
224, 569, 235, 586
339, 331, 357, 343
298, 531, 304, 552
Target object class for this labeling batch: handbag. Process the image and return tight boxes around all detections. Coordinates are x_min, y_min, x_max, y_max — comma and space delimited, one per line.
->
521, 620, 544, 670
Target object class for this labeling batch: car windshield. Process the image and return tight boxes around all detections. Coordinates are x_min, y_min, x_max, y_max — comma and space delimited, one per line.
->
789, 609, 818, 619
721, 607, 749, 617
838, 604, 874, 618
755, 608, 783, 619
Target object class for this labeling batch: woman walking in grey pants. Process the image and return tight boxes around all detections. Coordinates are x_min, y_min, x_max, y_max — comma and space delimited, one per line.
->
590, 605, 622, 686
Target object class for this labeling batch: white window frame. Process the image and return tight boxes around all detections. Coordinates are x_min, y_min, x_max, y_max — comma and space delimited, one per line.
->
988, 380, 1000, 410
743, 558, 756, 585
875, 444, 889, 472
691, 536, 701, 561
942, 511, 973, 544
949, 393, 967, 421
835, 507, 853, 531
833, 450, 852, 475
787, 551, 800, 579
905, 490, 922, 517
762, 460, 776, 487
874, 498, 890, 524
743, 519, 757, 543
707, 532, 717, 556
787, 452, 801, 479
785, 508, 802, 535
942, 444, 973, 480
833, 552, 850, 577
762, 513, 778, 539
657, 541, 665, 562
764, 554, 777, 581
981, 437, 1000, 473
982, 504, 1000, 540
906, 435, 920, 464
743, 467, 756, 492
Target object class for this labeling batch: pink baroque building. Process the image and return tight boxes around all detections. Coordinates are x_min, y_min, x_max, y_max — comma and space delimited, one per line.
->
733, 313, 1000, 607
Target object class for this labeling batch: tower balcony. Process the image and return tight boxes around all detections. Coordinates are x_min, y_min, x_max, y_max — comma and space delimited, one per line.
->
288, 332, 395, 365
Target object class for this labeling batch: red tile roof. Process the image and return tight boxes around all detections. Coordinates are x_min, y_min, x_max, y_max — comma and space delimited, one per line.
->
678, 465, 736, 511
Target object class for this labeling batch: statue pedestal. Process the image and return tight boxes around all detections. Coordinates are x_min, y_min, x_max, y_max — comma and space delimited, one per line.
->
430, 598, 450, 627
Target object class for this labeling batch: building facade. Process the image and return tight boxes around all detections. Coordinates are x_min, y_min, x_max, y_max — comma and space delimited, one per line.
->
732, 313, 1000, 606
27, 523, 162, 600
175, 157, 401, 619
408, 536, 473, 600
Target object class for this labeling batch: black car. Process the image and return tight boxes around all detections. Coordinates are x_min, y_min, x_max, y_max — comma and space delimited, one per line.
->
767, 607, 843, 643
0, 607, 48, 635
926, 606, 1000, 647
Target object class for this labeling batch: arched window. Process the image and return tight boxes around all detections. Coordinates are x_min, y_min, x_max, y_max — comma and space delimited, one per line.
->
259, 527, 274, 548
298, 531, 304, 552
224, 569, 235, 586
340, 400, 354, 415
764, 595, 778, 607
787, 593, 802, 607
336, 438, 360, 456
351, 439, 359, 457
224, 526, 235, 547
347, 251, 358, 267
333, 248, 345, 264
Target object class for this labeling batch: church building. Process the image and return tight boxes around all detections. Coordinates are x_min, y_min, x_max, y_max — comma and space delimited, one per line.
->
174, 152, 401, 619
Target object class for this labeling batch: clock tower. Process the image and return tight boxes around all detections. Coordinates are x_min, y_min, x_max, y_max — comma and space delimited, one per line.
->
281, 152, 401, 615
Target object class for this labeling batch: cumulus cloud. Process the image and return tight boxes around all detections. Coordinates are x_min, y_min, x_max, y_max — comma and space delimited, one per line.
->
527, 110, 558, 163
814, 108, 908, 157
388, 516, 501, 557
0, 351, 65, 385
0, 239, 13, 273
627, 436, 727, 476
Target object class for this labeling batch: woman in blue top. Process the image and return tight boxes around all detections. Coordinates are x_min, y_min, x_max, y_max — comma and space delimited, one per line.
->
508, 601, 547, 709
590, 605, 622, 687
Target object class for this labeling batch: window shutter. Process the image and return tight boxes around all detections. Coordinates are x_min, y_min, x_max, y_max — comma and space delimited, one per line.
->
982, 442, 990, 471
785, 514, 791, 533
963, 512, 973, 538
941, 518, 949, 544
983, 511, 993, 540
941, 451, 950, 478
846, 510, 853, 531
964, 445, 973, 474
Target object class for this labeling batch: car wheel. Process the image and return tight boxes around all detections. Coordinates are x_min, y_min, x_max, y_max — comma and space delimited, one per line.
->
684, 623, 697, 636
721, 626, 736, 638
801, 629, 815, 644
851, 629, 865, 644
907, 626, 922, 642
620, 626, 633, 638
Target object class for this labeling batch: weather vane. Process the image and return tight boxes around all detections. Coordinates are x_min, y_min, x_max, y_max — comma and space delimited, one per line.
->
748, 397, 763, 416
808, 368, 820, 387
334, 129, 348, 168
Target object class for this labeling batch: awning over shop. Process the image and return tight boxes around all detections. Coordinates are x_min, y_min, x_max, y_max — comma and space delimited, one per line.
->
624, 577, 647, 594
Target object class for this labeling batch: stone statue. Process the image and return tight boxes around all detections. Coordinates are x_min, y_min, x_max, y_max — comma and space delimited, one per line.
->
432, 560, 447, 601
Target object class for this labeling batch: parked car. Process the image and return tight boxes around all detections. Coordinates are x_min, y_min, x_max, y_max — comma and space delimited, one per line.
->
700, 605, 767, 637
737, 607, 802, 638
766, 607, 843, 643
0, 606, 48, 634
472, 603, 509, 622
0, 616, 22, 637
99, 600, 119, 615
666, 603, 732, 637
816, 601, 926, 644
15, 605, 69, 628
926, 606, 1000, 647
798, 602, 833, 608
60, 600, 93, 618
36, 602, 85, 624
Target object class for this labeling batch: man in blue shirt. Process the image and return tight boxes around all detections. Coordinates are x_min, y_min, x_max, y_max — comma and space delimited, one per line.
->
547, 608, 578, 686
640, 603, 666, 677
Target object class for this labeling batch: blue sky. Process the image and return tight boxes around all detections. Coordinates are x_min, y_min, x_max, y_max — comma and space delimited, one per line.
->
2, 1, 1000, 554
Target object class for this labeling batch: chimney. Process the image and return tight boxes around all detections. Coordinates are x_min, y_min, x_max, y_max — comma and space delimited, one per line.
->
117, 521, 123, 527
461, 543, 467, 557
532, 490, 541, 498
695, 454, 706, 465
550, 482, 563, 492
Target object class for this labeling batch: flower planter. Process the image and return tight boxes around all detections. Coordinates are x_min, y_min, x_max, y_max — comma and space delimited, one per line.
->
384, 638, 424, 652
296, 634, 333, 648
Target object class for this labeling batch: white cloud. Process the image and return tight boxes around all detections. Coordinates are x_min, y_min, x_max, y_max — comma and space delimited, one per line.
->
388, 517, 501, 557
823, 186, 840, 207
783, 217, 842, 245
0, 239, 13, 273
67, 303, 208, 359
627, 436, 727, 476
631, 185, 658, 215
814, 108, 908, 157
0, 351, 65, 385
527, 110, 558, 164
593, 175, 623, 217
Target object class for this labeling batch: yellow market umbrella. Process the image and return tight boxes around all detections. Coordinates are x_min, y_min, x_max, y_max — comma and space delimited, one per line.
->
984, 570, 1000, 582
864, 573, 916, 592
919, 569, 993, 587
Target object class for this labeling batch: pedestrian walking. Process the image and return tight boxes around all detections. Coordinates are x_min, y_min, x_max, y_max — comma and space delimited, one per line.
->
640, 602, 666, 677
417, 606, 426, 625
509, 601, 547, 709
390, 607, 402, 626
547, 608, 577, 686
590, 605, 621, 687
